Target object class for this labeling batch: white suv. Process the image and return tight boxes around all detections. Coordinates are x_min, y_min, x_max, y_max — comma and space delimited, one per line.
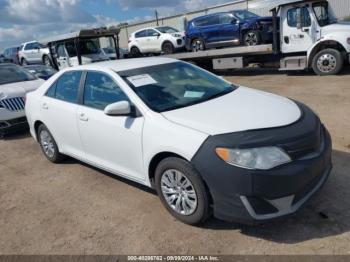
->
128, 26, 185, 56
18, 41, 51, 66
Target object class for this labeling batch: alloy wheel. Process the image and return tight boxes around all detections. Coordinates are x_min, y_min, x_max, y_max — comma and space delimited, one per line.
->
40, 130, 55, 158
244, 32, 258, 46
160, 169, 198, 216
192, 40, 204, 52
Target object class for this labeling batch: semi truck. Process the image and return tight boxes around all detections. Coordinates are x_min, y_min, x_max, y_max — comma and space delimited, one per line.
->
166, 0, 350, 76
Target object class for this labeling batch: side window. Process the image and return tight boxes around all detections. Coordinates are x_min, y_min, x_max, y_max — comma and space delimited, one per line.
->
205, 15, 220, 26
83, 72, 129, 110
287, 7, 311, 27
219, 13, 233, 24
57, 44, 67, 57
24, 43, 33, 50
147, 29, 159, 37
55, 71, 82, 103
135, 30, 147, 38
46, 82, 57, 98
65, 41, 77, 57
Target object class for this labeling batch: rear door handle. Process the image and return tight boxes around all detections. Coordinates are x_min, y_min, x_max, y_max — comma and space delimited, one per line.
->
42, 103, 48, 109
79, 113, 88, 122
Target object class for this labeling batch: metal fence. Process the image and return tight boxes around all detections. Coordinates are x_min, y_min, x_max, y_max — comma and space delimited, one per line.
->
117, 0, 350, 48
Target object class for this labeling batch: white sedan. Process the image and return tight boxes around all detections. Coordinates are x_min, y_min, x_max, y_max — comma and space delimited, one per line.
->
25, 58, 332, 225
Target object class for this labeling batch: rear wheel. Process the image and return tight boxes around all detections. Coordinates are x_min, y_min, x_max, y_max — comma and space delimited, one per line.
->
312, 48, 344, 76
38, 124, 65, 163
243, 30, 261, 46
155, 157, 210, 225
21, 58, 28, 66
130, 47, 141, 58
162, 42, 175, 54
191, 39, 205, 52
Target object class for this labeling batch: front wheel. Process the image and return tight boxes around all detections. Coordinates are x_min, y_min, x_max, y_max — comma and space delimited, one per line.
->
155, 157, 210, 225
38, 124, 65, 163
312, 48, 344, 76
191, 39, 205, 52
162, 42, 175, 54
243, 30, 261, 46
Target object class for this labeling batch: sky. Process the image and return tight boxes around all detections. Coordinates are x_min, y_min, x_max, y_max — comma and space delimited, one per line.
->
0, 0, 230, 51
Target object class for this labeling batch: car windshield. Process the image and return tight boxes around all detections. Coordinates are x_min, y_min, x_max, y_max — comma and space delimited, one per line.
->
0, 65, 37, 85
25, 66, 57, 77
232, 10, 259, 21
118, 62, 237, 112
103, 47, 116, 54
156, 26, 179, 33
313, 2, 334, 26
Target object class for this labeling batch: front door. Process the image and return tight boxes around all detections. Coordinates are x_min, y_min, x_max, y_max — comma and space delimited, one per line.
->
218, 13, 240, 45
281, 4, 316, 53
77, 71, 145, 181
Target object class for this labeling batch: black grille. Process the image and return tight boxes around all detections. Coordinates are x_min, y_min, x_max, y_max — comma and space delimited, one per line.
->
246, 196, 278, 215
0, 97, 25, 111
177, 39, 183, 45
281, 124, 323, 160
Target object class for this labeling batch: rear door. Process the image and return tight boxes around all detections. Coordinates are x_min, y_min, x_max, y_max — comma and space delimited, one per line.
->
77, 71, 145, 181
40, 71, 85, 158
23, 43, 35, 62
197, 15, 220, 45
134, 30, 149, 53
31, 42, 42, 63
281, 4, 315, 53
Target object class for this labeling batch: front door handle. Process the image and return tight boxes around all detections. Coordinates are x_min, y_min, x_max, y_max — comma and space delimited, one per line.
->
79, 113, 88, 122
42, 103, 48, 109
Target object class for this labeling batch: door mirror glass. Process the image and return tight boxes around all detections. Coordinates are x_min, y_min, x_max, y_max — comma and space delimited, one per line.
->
104, 101, 131, 116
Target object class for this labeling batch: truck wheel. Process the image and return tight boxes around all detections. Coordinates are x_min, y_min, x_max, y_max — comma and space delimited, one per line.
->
38, 124, 65, 163
155, 157, 211, 225
312, 48, 344, 76
162, 42, 175, 54
130, 47, 141, 58
243, 30, 261, 46
43, 55, 51, 67
21, 58, 28, 66
191, 39, 205, 52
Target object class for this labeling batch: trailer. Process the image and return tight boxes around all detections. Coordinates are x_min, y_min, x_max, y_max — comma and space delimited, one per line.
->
39, 27, 120, 71
165, 0, 350, 75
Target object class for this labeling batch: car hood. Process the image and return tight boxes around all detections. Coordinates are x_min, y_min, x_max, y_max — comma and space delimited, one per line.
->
0, 79, 44, 99
161, 87, 302, 135
321, 22, 350, 34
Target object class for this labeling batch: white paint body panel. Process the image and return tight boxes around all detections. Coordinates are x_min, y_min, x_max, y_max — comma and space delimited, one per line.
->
26, 58, 302, 187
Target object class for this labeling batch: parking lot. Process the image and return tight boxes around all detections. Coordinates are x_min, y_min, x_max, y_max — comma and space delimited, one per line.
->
1, 68, 350, 255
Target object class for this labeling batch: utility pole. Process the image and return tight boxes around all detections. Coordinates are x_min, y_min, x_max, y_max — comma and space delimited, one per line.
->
155, 10, 159, 26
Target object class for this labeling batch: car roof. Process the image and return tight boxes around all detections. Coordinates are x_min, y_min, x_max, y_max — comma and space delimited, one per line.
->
64, 57, 178, 72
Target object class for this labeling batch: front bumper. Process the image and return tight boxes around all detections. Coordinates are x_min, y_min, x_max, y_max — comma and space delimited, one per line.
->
191, 103, 332, 224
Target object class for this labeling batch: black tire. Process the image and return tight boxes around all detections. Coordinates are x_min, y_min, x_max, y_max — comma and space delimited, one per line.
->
37, 124, 65, 163
191, 38, 205, 52
312, 48, 344, 76
155, 157, 210, 225
43, 55, 51, 67
130, 46, 141, 58
21, 58, 28, 66
243, 30, 261, 46
162, 42, 175, 54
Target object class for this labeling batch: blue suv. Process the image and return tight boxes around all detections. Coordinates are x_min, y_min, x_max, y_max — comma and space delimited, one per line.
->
185, 10, 274, 52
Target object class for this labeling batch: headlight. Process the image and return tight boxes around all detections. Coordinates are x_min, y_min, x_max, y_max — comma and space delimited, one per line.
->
172, 33, 182, 38
215, 147, 291, 170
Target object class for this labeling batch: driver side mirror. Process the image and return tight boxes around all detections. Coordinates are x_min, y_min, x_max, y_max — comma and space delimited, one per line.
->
104, 101, 131, 116
231, 18, 238, 24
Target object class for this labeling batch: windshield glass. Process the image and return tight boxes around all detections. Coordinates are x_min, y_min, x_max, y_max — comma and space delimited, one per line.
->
313, 2, 332, 26
118, 62, 236, 112
0, 65, 37, 85
103, 47, 116, 54
232, 10, 259, 21
156, 26, 179, 33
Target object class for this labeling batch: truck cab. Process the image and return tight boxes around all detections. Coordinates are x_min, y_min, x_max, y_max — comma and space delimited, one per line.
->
276, 0, 350, 75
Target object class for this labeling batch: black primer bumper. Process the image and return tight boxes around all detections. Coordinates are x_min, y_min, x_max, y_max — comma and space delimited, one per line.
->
0, 117, 28, 135
191, 102, 332, 224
